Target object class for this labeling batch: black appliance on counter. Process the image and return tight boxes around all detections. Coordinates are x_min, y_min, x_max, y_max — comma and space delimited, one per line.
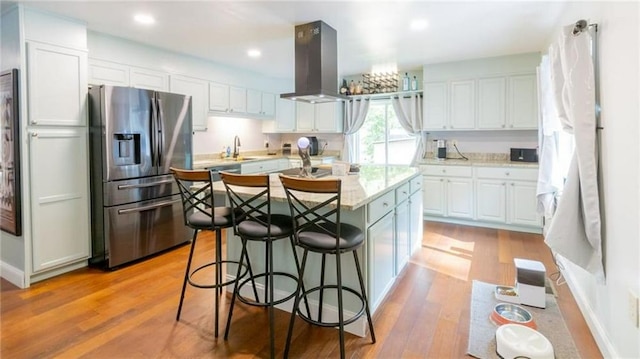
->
510, 148, 538, 163
307, 136, 319, 156
282, 143, 292, 156
88, 85, 193, 269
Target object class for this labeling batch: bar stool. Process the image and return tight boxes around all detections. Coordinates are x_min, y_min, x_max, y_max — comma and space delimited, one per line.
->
170, 167, 252, 338
220, 172, 309, 358
279, 175, 376, 359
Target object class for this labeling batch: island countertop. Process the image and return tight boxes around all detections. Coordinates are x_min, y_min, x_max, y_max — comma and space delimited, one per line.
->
211, 165, 420, 210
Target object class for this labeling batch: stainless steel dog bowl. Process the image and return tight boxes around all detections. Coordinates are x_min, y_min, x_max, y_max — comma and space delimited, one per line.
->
490, 303, 536, 329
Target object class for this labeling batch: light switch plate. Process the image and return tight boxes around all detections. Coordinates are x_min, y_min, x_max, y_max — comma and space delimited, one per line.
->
629, 289, 639, 328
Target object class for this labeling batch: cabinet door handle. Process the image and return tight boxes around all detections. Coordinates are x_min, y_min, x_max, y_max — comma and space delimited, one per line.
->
31, 120, 38, 124
511, 183, 514, 186
442, 125, 446, 129
442, 169, 446, 173
502, 182, 506, 186
31, 132, 38, 137
383, 202, 389, 207
402, 191, 407, 195
505, 172, 510, 176
501, 124, 505, 128
439, 179, 443, 182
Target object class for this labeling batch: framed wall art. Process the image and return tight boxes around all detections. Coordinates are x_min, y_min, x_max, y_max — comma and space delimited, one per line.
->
1, 69, 21, 236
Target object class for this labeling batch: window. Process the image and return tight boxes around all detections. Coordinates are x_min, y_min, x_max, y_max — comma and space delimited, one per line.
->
354, 100, 416, 165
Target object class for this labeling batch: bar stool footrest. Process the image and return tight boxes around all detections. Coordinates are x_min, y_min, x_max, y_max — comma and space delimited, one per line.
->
188, 259, 249, 289
295, 285, 366, 327
236, 271, 299, 307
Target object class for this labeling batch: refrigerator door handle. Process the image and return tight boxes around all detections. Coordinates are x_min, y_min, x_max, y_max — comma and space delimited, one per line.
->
117, 199, 180, 215
117, 179, 174, 190
151, 97, 159, 168
157, 98, 165, 166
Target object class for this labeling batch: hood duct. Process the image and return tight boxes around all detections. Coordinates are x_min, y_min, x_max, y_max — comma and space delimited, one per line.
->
280, 20, 348, 104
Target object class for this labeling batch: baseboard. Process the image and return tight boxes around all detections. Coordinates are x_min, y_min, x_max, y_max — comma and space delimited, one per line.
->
227, 274, 368, 337
423, 215, 543, 234
0, 261, 26, 288
558, 257, 617, 358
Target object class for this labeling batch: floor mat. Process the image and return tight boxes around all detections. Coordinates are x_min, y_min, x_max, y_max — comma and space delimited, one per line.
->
467, 280, 580, 359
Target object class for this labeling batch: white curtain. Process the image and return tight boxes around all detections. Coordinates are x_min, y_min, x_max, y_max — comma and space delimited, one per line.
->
544, 23, 604, 282
390, 93, 424, 166
536, 54, 565, 218
341, 98, 369, 162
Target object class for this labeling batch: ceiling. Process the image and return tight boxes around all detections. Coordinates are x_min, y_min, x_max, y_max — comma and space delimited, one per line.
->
13, 1, 570, 79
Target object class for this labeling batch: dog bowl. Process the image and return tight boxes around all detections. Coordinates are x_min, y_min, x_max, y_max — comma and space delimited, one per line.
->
496, 324, 554, 359
490, 303, 537, 329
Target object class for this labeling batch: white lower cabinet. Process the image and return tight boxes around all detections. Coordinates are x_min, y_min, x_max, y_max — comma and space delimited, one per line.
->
423, 165, 541, 232
395, 199, 410, 275
422, 165, 473, 219
409, 189, 423, 253
29, 128, 90, 273
368, 210, 395, 311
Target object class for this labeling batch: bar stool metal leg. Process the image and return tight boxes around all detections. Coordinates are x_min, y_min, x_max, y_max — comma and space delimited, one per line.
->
284, 249, 309, 359
176, 229, 199, 321
354, 250, 376, 343
336, 251, 345, 359
318, 253, 326, 322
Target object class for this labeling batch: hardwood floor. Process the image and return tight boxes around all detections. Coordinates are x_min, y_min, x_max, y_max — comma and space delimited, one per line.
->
1, 222, 601, 358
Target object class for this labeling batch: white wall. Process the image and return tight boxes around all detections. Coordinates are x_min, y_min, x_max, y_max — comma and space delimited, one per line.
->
550, 3, 640, 358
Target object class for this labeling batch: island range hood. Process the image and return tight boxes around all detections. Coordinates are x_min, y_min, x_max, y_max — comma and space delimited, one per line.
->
280, 20, 348, 104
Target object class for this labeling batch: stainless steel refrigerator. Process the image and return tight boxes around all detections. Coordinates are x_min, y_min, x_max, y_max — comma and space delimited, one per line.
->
88, 85, 193, 268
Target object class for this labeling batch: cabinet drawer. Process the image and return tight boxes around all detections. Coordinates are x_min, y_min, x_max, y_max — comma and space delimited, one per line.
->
368, 191, 395, 224
410, 176, 422, 193
475, 167, 538, 181
396, 183, 410, 204
422, 165, 472, 177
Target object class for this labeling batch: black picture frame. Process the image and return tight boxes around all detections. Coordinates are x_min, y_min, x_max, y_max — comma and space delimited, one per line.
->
1, 68, 22, 236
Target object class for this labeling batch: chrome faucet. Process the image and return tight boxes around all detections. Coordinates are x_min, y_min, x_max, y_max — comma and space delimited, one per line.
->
233, 135, 241, 158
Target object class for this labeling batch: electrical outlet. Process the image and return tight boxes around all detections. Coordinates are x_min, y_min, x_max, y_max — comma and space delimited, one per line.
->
629, 289, 639, 328
451, 139, 458, 147
264, 140, 269, 148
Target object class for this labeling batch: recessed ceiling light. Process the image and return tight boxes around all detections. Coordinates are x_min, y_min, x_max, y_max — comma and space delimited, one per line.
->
134, 14, 155, 25
247, 49, 261, 58
410, 19, 428, 31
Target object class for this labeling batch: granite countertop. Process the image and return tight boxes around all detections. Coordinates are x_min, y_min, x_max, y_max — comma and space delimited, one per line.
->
419, 152, 538, 168
193, 154, 338, 170
420, 158, 539, 168
210, 165, 420, 210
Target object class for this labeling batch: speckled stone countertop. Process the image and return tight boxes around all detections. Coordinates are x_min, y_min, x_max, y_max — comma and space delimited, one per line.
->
193, 151, 339, 170
419, 152, 538, 168
210, 165, 420, 210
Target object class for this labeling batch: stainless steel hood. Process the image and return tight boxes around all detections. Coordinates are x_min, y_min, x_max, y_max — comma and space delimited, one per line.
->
280, 21, 348, 104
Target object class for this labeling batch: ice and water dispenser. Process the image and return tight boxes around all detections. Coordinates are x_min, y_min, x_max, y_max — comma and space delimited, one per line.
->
112, 133, 141, 166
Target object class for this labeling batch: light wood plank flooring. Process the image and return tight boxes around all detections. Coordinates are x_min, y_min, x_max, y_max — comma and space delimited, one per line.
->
1, 221, 601, 358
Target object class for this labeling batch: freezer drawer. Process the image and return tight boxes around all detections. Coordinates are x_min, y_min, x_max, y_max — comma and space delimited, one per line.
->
102, 194, 191, 268
103, 174, 178, 207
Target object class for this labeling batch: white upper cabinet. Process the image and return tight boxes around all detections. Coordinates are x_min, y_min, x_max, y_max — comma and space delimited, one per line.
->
209, 81, 230, 112
88, 59, 129, 86
423, 53, 540, 131
449, 80, 475, 129
423, 82, 447, 129
275, 99, 296, 132
27, 41, 87, 127
477, 77, 507, 129
246, 89, 276, 118
229, 86, 247, 113
209, 83, 247, 114
295, 102, 344, 133
508, 74, 538, 129
130, 66, 169, 91
170, 75, 208, 131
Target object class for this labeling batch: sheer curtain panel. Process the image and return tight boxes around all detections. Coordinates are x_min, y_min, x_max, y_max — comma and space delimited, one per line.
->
391, 93, 425, 166
342, 98, 369, 162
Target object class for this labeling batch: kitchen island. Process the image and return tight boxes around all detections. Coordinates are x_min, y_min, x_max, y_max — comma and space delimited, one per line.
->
211, 165, 422, 337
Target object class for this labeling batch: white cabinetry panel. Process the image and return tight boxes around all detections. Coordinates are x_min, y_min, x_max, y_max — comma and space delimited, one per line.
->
508, 181, 542, 226
88, 59, 129, 86
170, 75, 208, 131
446, 177, 474, 218
229, 86, 247, 113
130, 66, 168, 91
423, 176, 445, 216
477, 77, 506, 129
423, 82, 447, 129
275, 99, 296, 132
508, 74, 538, 129
296, 102, 343, 133
246, 88, 262, 115
368, 211, 395, 311
449, 80, 475, 129
29, 128, 90, 272
209, 81, 230, 112
27, 42, 87, 127
261, 92, 276, 117
395, 198, 410, 275
476, 180, 507, 222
